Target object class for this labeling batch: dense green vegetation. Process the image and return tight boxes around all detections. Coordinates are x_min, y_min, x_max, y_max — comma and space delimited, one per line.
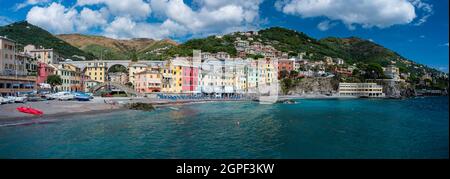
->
83, 44, 128, 60
46, 74, 62, 92
167, 35, 237, 57
0, 21, 95, 60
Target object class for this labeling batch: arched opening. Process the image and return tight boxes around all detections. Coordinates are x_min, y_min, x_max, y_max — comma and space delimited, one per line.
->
107, 64, 129, 85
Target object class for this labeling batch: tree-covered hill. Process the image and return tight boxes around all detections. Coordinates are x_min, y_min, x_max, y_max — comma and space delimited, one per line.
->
0, 21, 95, 60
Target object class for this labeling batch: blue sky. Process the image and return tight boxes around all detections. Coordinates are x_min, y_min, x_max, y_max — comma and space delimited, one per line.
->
0, 0, 448, 72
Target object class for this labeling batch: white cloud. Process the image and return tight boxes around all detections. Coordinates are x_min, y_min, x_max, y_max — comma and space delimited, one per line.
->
275, 0, 432, 30
24, 0, 264, 39
15, 0, 51, 10
26, 2, 108, 34
76, 7, 109, 32
76, 0, 151, 20
104, 16, 188, 39
317, 20, 337, 31
409, 0, 433, 26
149, 0, 263, 37
26, 3, 78, 33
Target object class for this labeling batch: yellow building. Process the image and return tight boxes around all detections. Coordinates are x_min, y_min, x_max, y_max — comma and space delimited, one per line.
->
161, 58, 184, 93
55, 64, 82, 91
85, 61, 107, 83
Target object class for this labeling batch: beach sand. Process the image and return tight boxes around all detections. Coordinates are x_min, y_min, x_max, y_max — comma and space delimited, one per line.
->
0, 97, 249, 123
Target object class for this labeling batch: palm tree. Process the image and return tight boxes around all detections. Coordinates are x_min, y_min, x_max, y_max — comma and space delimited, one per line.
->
47, 74, 62, 92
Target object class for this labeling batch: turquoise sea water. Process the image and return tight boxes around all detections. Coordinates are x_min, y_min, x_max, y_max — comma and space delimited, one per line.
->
0, 97, 448, 159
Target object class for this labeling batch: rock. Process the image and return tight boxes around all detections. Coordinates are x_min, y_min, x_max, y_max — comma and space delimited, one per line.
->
282, 77, 339, 95
127, 103, 155, 111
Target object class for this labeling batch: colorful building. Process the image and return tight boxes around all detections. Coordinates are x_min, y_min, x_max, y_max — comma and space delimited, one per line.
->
55, 64, 82, 92
37, 62, 56, 84
161, 57, 200, 94
135, 67, 162, 93
85, 61, 107, 83
128, 62, 148, 86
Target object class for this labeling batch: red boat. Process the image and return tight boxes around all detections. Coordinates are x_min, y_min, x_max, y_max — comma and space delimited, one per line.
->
16, 106, 44, 116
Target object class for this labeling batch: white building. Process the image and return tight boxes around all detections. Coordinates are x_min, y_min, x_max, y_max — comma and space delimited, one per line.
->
334, 58, 344, 65
383, 65, 400, 81
338, 83, 385, 98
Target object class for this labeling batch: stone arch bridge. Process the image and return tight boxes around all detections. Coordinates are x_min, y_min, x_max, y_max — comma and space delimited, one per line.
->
60, 60, 165, 72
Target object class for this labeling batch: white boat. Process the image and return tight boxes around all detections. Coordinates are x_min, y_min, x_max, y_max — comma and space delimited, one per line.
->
0, 97, 7, 104
53, 92, 75, 101
258, 95, 279, 104
5, 96, 16, 103
14, 96, 27, 103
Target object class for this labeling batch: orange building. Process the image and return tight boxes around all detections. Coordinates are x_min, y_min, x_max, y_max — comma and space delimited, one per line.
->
135, 68, 162, 93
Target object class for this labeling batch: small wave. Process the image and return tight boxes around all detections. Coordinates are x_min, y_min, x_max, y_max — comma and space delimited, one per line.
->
0, 119, 59, 128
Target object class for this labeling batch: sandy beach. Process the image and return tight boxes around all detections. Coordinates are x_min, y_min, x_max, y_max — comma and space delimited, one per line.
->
0, 97, 250, 123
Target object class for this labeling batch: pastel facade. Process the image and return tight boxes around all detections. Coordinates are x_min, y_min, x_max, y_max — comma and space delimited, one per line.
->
0, 36, 16, 76
85, 61, 107, 83
128, 62, 148, 86
55, 64, 82, 92
109, 72, 129, 85
135, 68, 162, 93
161, 57, 199, 93
37, 62, 56, 84
24, 44, 62, 64
0, 36, 37, 96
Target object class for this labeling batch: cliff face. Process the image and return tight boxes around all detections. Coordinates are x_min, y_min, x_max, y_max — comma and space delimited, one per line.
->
283, 77, 340, 95
369, 80, 416, 98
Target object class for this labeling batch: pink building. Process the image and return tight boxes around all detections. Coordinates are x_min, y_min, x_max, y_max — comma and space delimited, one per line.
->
182, 66, 199, 93
37, 62, 55, 84
135, 69, 162, 93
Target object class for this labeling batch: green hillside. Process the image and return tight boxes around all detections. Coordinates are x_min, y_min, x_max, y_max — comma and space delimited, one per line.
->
167, 27, 444, 77
0, 21, 95, 60
57, 34, 177, 61
167, 35, 237, 57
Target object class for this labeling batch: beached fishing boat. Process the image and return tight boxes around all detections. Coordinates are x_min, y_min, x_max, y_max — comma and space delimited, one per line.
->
16, 106, 43, 116
73, 92, 92, 101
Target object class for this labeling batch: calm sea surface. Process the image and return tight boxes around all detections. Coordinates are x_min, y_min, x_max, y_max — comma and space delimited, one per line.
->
0, 97, 448, 159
